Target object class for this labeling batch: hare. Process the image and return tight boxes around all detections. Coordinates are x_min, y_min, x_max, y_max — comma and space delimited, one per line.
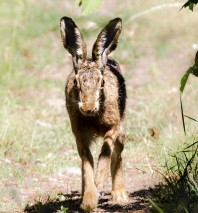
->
60, 17, 128, 211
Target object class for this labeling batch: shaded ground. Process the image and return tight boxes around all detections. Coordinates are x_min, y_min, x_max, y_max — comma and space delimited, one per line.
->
1, 155, 157, 212
23, 160, 156, 213
24, 190, 153, 213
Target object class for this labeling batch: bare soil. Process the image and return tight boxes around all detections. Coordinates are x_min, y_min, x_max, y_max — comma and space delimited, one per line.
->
23, 163, 156, 213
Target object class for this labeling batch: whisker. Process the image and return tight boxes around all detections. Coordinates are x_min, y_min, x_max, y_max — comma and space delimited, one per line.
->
71, 108, 78, 118
67, 97, 79, 104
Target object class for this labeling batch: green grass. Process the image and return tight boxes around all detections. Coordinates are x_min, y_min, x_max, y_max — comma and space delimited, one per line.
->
0, 0, 198, 212
150, 139, 198, 212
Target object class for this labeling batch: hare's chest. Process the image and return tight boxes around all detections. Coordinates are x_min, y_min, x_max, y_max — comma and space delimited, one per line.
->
97, 106, 120, 128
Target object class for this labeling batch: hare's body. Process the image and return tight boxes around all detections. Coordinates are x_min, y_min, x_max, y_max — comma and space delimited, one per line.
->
60, 17, 128, 211
66, 59, 126, 130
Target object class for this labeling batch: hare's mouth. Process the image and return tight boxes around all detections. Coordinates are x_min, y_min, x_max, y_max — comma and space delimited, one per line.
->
79, 108, 96, 117
78, 101, 99, 116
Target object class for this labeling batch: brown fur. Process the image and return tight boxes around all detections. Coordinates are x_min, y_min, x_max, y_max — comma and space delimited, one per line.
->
60, 17, 128, 211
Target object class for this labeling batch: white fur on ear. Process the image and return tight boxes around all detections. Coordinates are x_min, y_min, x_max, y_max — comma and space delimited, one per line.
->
60, 16, 87, 72
97, 30, 107, 69
60, 20, 71, 57
60, 19, 66, 41
92, 18, 122, 70
115, 21, 121, 30
75, 28, 83, 56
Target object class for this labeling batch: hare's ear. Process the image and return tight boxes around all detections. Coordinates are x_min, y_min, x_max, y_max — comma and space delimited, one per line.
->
60, 17, 87, 72
92, 17, 122, 70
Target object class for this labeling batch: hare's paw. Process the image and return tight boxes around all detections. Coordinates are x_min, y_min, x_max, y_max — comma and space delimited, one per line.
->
112, 190, 128, 204
81, 187, 98, 211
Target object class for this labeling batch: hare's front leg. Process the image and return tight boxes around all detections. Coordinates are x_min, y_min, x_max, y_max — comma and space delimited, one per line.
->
75, 130, 98, 211
95, 127, 119, 189
111, 133, 128, 203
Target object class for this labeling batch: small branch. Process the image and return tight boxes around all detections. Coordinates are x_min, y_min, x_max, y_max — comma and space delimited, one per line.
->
128, 3, 183, 22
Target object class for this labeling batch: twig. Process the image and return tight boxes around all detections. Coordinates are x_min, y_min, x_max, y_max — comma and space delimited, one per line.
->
128, 3, 183, 22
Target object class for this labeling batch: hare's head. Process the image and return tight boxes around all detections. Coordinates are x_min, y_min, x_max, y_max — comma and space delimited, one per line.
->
60, 17, 122, 116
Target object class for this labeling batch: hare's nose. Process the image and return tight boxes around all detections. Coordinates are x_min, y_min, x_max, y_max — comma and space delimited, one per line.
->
79, 104, 96, 114
81, 107, 93, 114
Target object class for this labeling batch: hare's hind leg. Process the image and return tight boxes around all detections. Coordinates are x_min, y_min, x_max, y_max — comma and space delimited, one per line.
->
111, 132, 128, 203
75, 129, 98, 211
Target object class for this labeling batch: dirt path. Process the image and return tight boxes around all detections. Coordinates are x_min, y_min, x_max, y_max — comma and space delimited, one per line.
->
8, 145, 157, 213
2, 150, 157, 212
4, 52, 191, 213
25, 190, 152, 213
23, 163, 156, 213
4, 51, 189, 213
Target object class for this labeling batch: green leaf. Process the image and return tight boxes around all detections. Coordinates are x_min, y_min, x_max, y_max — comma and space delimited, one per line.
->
181, 1, 198, 10
192, 66, 198, 77
181, 2, 190, 10
194, 51, 198, 65
180, 68, 192, 93
75, 0, 102, 15
189, 3, 194, 11
180, 51, 198, 93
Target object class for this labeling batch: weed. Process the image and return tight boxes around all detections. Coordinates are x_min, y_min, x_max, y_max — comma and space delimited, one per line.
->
150, 140, 198, 212
57, 205, 68, 213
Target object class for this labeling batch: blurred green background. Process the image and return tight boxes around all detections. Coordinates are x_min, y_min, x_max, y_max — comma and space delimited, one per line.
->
0, 0, 197, 212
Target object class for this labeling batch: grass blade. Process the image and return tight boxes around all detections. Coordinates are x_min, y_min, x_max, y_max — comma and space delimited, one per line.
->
180, 93, 186, 135
183, 140, 198, 151
184, 115, 198, 123
148, 197, 164, 213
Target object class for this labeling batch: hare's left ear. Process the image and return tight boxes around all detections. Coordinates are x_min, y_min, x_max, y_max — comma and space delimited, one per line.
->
60, 17, 87, 72
92, 17, 122, 70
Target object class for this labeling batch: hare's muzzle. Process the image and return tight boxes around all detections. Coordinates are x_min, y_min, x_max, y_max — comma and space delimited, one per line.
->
78, 101, 99, 116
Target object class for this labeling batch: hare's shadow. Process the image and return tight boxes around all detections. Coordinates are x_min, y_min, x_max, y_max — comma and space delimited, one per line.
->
24, 189, 152, 212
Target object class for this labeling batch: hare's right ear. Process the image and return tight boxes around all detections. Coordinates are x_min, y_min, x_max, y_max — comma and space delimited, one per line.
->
60, 17, 87, 72
92, 18, 122, 70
